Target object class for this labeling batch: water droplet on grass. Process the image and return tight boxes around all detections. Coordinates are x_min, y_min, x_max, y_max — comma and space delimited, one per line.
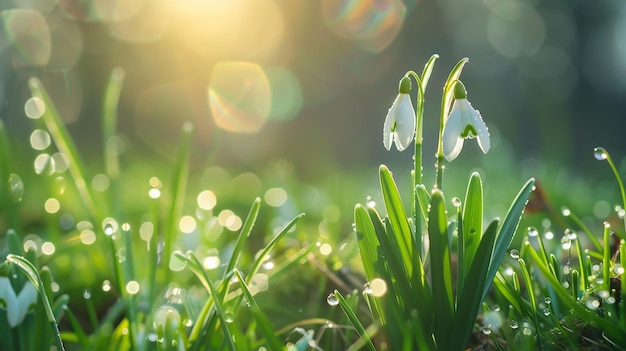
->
224, 310, 234, 323
451, 197, 461, 207
527, 226, 538, 237
7, 173, 24, 203
560, 236, 571, 250
509, 249, 520, 260
594, 147, 608, 160
327, 293, 339, 306
544, 297, 551, 304
510, 320, 519, 329
561, 207, 571, 216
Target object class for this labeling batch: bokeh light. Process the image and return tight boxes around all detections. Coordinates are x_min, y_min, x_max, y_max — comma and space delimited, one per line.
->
1, 9, 51, 67
171, 0, 284, 60
486, 2, 545, 58
321, 0, 406, 52
208, 62, 271, 133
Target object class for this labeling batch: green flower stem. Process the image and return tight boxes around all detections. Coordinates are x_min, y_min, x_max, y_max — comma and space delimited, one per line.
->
405, 54, 438, 252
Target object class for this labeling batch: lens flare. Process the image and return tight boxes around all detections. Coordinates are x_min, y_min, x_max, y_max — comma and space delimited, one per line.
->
321, 0, 406, 52
1, 9, 51, 67
208, 62, 271, 133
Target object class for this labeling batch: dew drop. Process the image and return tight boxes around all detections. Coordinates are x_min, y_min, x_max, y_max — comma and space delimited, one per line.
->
327, 293, 339, 306
451, 197, 462, 207
481, 325, 492, 335
594, 147, 608, 160
527, 226, 538, 237
544, 297, 551, 304
491, 304, 500, 312
614, 264, 625, 275
224, 310, 234, 323
363, 283, 373, 295
509, 249, 520, 260
7, 173, 24, 203
561, 207, 571, 217
543, 309, 551, 316
102, 280, 112, 292
510, 320, 519, 329
560, 236, 571, 250
544, 231, 554, 240
83, 289, 91, 299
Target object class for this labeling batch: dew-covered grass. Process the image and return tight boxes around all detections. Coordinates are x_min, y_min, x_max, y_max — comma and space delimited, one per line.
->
2, 58, 626, 351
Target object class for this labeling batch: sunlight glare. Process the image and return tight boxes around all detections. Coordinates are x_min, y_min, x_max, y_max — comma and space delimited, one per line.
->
208, 62, 271, 133
321, 0, 406, 52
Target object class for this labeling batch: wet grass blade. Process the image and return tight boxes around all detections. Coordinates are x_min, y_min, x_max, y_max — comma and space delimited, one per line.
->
483, 178, 535, 300
462, 172, 483, 287
6, 254, 65, 351
28, 78, 102, 222
233, 269, 284, 351
163, 123, 193, 283
379, 165, 414, 278
224, 197, 261, 279
333, 290, 376, 351
449, 219, 499, 351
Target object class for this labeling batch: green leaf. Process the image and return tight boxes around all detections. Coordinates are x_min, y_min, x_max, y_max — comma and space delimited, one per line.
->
333, 291, 377, 351
379, 165, 414, 277
462, 172, 483, 275
233, 269, 285, 351
354, 204, 382, 282
415, 184, 431, 227
6, 254, 66, 351
427, 190, 454, 348
449, 219, 499, 351
224, 198, 262, 279
28, 78, 101, 222
442, 58, 469, 115
420, 54, 439, 91
482, 178, 535, 301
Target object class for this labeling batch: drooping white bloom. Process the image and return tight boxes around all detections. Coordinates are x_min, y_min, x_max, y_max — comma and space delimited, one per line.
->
442, 81, 490, 162
0, 276, 38, 327
383, 76, 415, 152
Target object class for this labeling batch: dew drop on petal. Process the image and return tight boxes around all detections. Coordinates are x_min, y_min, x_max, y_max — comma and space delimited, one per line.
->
327, 293, 339, 306
594, 147, 608, 160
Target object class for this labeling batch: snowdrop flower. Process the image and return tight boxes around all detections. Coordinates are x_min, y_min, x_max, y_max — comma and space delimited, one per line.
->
442, 81, 490, 162
383, 76, 415, 151
0, 276, 38, 327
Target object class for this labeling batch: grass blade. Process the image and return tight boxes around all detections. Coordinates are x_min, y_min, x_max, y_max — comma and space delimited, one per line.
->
449, 219, 499, 351
483, 178, 535, 300
379, 165, 414, 278
427, 190, 454, 348
333, 290, 376, 351
28, 78, 102, 222
233, 269, 284, 351
462, 172, 483, 283
224, 197, 262, 279
5, 254, 65, 351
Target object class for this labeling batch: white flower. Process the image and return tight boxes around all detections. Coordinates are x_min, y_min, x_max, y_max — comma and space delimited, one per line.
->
442, 82, 490, 162
0, 277, 38, 327
383, 77, 415, 151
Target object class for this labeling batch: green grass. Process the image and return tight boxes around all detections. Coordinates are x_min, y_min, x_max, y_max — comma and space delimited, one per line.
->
2, 61, 626, 351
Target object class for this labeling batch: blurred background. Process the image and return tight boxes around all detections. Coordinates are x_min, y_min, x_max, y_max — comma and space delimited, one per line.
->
1, 0, 626, 226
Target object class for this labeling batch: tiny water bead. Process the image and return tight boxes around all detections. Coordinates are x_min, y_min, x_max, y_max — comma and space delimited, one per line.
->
594, 147, 609, 160
527, 226, 538, 237
544, 297, 551, 304
509, 249, 520, 260
7, 173, 24, 203
451, 197, 462, 207
126, 280, 140, 295
24, 97, 45, 119
224, 310, 234, 323
560, 236, 572, 250
614, 264, 625, 275
102, 280, 112, 292
327, 293, 339, 306
561, 206, 571, 217
510, 320, 519, 329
